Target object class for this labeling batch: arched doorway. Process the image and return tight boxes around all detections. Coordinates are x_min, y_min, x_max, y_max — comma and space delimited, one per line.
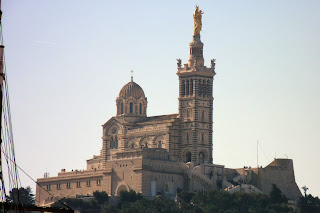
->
198, 151, 207, 164
116, 184, 128, 195
185, 151, 192, 163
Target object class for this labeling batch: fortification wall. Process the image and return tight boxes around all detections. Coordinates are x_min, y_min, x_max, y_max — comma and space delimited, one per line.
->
258, 159, 302, 201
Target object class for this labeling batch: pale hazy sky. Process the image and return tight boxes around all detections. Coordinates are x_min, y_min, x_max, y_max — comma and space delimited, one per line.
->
2, 1, 320, 197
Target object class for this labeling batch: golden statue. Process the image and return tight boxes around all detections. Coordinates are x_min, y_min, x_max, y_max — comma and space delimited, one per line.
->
193, 6, 204, 35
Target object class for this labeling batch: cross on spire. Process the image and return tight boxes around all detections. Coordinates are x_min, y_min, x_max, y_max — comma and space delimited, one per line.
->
131, 70, 133, 82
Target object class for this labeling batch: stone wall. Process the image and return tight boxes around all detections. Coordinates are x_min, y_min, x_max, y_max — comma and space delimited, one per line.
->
258, 159, 302, 201
223, 159, 302, 201
36, 170, 108, 206
142, 170, 184, 199
108, 157, 143, 195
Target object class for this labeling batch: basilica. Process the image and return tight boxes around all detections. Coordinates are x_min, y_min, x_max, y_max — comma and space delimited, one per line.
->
36, 7, 301, 206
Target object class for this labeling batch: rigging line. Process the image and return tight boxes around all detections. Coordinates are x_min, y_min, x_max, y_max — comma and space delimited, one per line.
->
2, 113, 15, 182
1, 132, 15, 193
0, 184, 5, 202
1, 44, 21, 189
1, 18, 22, 211
0, 11, 21, 213
1, 127, 15, 190
0, 22, 2, 45
0, 149, 74, 211
2, 107, 18, 189
0, 181, 5, 199
258, 142, 270, 163
2, 108, 22, 207
0, 81, 18, 198
0, 143, 6, 200
2, 93, 21, 194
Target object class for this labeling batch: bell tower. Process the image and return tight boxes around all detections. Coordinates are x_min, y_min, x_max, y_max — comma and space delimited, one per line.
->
177, 6, 216, 164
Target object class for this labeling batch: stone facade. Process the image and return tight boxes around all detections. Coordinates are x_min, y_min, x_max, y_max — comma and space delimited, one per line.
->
178, 34, 215, 164
36, 26, 301, 206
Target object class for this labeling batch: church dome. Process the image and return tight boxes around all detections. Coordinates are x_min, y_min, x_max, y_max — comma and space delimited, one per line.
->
118, 80, 145, 99
116, 77, 147, 119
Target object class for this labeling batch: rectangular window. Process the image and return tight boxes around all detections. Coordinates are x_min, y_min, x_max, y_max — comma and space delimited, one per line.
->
46, 185, 51, 191
87, 180, 91, 187
57, 184, 61, 190
96, 180, 101, 185
76, 182, 81, 188
67, 182, 71, 189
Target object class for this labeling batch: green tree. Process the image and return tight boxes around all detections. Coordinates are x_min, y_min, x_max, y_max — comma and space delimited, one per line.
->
6, 186, 35, 205
300, 194, 320, 213
101, 201, 117, 213
153, 195, 180, 213
93, 190, 109, 206
51, 197, 99, 212
119, 198, 153, 213
177, 191, 195, 213
269, 184, 287, 204
120, 190, 143, 203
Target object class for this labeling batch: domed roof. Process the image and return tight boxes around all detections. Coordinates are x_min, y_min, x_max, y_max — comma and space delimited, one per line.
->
118, 80, 145, 99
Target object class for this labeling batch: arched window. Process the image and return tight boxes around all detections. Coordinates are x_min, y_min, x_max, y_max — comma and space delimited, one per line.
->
203, 81, 206, 97
182, 80, 185, 96
207, 80, 210, 97
130, 102, 133, 114
111, 140, 114, 149
139, 103, 142, 115
158, 141, 162, 148
198, 80, 202, 96
202, 111, 205, 122
186, 132, 189, 143
121, 102, 124, 114
185, 151, 192, 163
190, 79, 193, 95
111, 136, 118, 149
186, 80, 189, 96
199, 152, 204, 164
201, 133, 204, 143
115, 136, 118, 149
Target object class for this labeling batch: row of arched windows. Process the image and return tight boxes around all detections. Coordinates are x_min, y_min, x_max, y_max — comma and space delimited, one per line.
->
185, 132, 206, 144
111, 136, 118, 149
184, 151, 207, 164
198, 80, 211, 97
119, 102, 144, 115
128, 140, 164, 149
181, 79, 211, 97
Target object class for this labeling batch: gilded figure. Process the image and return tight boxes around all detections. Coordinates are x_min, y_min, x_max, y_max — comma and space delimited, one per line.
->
193, 6, 204, 35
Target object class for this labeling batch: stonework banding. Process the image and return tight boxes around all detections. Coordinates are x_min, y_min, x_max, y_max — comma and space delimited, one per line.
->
36, 7, 302, 206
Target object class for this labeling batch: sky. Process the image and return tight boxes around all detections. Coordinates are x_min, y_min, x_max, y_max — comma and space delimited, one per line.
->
2, 0, 320, 197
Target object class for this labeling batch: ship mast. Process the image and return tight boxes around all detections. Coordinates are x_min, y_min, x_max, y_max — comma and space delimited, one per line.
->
0, 0, 6, 202
0, 1, 73, 212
